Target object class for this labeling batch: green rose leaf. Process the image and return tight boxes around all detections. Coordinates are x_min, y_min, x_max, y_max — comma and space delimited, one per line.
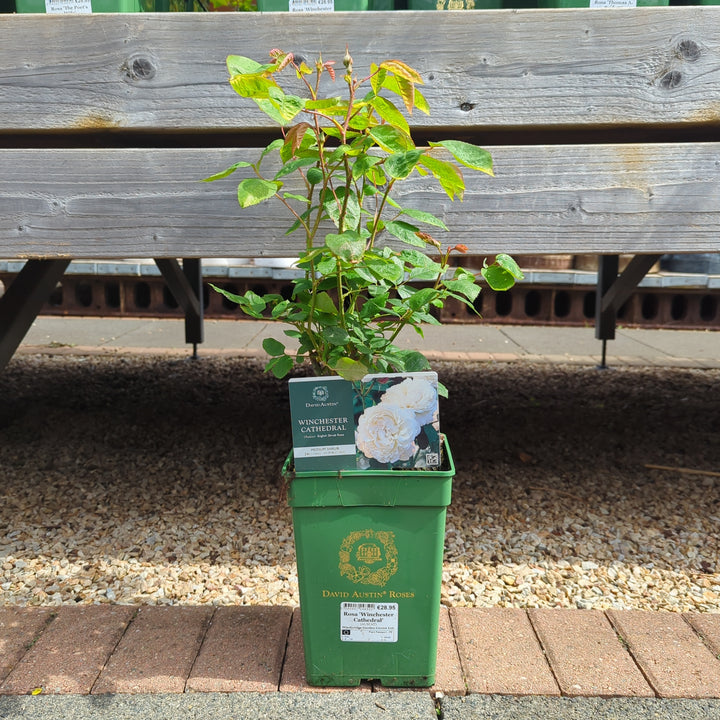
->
385, 150, 424, 180
384, 220, 424, 248
314, 291, 338, 315
395, 349, 431, 373
230, 72, 278, 99
481, 264, 516, 291
202, 161, 253, 183
262, 337, 286, 356
265, 354, 294, 379
368, 125, 415, 153
322, 326, 350, 346
237, 178, 281, 208
407, 287, 438, 311
326, 230, 366, 263
496, 253, 524, 280
419, 155, 465, 201
400, 207, 448, 230
333, 357, 369, 382
445, 278, 481, 302
431, 140, 494, 176
371, 96, 411, 137
227, 55, 266, 76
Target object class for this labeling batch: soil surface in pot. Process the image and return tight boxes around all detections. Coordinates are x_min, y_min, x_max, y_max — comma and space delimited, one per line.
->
0, 353, 717, 611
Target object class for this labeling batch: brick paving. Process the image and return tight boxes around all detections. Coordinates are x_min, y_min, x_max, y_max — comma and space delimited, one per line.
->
3, 606, 719, 698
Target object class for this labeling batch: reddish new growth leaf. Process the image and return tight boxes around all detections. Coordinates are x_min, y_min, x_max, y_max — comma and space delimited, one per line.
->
285, 122, 312, 157
454, 244, 469, 254
417, 231, 442, 250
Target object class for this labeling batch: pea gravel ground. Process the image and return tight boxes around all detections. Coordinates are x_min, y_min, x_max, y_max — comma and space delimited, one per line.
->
1, 353, 718, 612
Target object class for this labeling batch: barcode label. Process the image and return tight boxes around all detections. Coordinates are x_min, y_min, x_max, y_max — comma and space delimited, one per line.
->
340, 602, 398, 643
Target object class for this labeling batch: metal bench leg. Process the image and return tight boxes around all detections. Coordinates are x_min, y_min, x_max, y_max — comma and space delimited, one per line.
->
0, 259, 70, 372
154, 258, 204, 358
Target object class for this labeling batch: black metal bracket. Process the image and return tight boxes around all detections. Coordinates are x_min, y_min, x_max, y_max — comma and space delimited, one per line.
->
154, 258, 204, 357
595, 254, 662, 367
0, 259, 71, 372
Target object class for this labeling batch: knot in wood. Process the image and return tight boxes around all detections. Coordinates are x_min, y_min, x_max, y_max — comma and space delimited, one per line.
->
659, 70, 682, 90
459, 102, 476, 112
677, 40, 701, 62
124, 55, 157, 81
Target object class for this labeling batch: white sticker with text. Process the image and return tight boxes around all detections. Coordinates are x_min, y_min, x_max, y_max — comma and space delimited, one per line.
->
340, 602, 398, 643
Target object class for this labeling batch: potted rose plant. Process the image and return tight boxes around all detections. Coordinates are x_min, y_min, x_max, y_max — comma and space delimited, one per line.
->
206, 46, 522, 687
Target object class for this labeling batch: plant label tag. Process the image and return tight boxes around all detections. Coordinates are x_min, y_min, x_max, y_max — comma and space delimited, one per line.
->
340, 602, 398, 643
288, 0, 334, 10
44, 0, 92, 11
590, 0, 636, 6
289, 371, 441, 472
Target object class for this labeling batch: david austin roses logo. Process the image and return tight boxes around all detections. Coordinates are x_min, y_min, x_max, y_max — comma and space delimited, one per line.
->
339, 529, 398, 587
354, 376, 440, 469
312, 385, 330, 403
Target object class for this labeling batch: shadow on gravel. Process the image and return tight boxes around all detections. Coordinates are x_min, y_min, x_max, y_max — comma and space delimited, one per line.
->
1, 355, 718, 608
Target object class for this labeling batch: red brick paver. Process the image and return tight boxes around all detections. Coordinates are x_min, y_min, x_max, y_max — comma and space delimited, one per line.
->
686, 613, 720, 658
529, 608, 654, 697
93, 606, 213, 694
369, 606, 466, 695
450, 607, 560, 696
608, 609, 720, 698
186, 605, 292, 692
0, 605, 135, 695
434, 606, 466, 696
279, 608, 371, 692
0, 608, 53, 684
3, 605, 720, 699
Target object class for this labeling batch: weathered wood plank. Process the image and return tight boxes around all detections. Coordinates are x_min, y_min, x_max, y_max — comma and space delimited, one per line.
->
1, 9, 720, 133
2, 144, 719, 257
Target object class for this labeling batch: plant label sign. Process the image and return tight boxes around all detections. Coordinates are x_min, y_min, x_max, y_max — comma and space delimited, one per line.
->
340, 602, 399, 643
289, 372, 441, 472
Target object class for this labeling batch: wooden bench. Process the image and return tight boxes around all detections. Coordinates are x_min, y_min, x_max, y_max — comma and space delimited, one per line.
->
1, 8, 719, 370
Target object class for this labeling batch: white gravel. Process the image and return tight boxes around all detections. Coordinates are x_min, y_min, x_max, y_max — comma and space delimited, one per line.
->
1, 353, 718, 612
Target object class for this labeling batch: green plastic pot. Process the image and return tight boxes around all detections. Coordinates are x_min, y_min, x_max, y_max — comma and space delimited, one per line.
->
285, 436, 455, 687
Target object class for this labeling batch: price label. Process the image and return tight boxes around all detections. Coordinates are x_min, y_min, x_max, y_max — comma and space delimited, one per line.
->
45, 0, 93, 12
590, 0, 637, 6
288, 0, 334, 10
340, 602, 398, 643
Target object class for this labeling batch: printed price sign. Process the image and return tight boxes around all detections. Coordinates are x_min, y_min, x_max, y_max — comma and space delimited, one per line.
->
45, 0, 93, 11
590, 0, 636, 6
340, 602, 398, 643
289, 0, 334, 9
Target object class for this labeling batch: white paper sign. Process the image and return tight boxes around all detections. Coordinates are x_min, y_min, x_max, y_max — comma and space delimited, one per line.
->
288, 0, 334, 10
45, 0, 93, 11
590, 0, 637, 6
340, 602, 398, 643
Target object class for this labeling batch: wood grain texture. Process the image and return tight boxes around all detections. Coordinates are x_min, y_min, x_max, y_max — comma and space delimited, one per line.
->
2, 144, 720, 258
1, 9, 720, 132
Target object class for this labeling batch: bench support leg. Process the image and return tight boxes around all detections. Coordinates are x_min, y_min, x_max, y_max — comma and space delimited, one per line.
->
595, 253, 662, 368
0, 259, 70, 372
154, 258, 204, 357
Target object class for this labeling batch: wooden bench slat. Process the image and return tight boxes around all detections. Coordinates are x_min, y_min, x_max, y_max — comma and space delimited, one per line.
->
1, 9, 720, 133
2, 144, 719, 258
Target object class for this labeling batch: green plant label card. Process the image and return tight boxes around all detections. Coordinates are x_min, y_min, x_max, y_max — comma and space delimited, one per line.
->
289, 377, 356, 472
289, 371, 441, 472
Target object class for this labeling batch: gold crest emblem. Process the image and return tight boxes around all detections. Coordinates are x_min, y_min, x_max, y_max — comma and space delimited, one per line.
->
339, 529, 398, 587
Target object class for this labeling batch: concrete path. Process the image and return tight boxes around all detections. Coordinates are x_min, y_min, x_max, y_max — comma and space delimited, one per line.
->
17, 316, 720, 369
